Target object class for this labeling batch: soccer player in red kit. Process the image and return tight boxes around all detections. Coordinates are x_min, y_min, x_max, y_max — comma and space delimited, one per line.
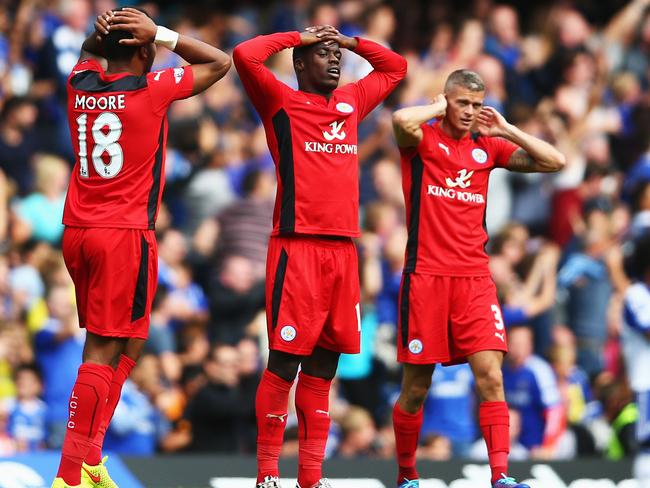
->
390, 70, 566, 488
52, 8, 230, 488
233, 25, 406, 488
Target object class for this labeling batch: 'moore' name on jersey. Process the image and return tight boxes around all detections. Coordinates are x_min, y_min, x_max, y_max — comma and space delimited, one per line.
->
400, 122, 518, 276
74, 93, 126, 110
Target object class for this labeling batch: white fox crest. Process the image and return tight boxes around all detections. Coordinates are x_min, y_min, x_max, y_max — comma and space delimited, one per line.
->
445, 169, 474, 189
323, 120, 346, 141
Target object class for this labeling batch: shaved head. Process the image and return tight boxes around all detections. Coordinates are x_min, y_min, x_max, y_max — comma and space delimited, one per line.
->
444, 69, 485, 94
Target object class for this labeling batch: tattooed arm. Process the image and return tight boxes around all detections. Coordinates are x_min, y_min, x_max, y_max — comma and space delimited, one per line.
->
477, 107, 566, 173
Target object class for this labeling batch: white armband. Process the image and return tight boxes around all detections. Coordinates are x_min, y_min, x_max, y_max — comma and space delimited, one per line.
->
154, 26, 179, 51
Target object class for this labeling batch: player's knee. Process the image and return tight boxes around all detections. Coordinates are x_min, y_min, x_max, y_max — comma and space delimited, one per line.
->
301, 358, 338, 380
475, 367, 503, 397
402, 382, 430, 408
267, 350, 300, 382
301, 347, 340, 380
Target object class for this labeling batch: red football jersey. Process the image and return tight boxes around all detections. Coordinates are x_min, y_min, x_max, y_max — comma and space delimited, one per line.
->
63, 59, 194, 229
400, 122, 518, 276
234, 32, 406, 237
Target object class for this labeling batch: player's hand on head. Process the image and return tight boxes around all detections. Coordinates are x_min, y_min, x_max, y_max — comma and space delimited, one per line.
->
94, 11, 113, 37
300, 25, 339, 46
109, 7, 157, 46
314, 27, 358, 50
432, 94, 447, 118
324, 32, 358, 50
477, 106, 509, 137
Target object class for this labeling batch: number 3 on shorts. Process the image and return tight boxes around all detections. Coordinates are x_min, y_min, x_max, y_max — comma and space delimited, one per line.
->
491, 304, 505, 342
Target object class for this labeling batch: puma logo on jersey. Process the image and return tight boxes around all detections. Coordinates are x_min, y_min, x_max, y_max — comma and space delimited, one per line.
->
323, 120, 346, 141
495, 332, 505, 342
266, 413, 288, 423
445, 169, 474, 189
153, 70, 165, 81
438, 142, 450, 156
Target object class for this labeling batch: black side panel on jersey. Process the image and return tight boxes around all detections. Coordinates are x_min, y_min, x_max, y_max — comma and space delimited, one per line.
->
404, 154, 424, 273
147, 119, 166, 229
70, 70, 147, 92
272, 109, 295, 233
131, 235, 149, 322
399, 273, 411, 348
271, 248, 289, 331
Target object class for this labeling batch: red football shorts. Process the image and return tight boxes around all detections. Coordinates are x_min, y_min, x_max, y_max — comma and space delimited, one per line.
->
397, 274, 508, 364
265, 235, 361, 355
62, 227, 158, 339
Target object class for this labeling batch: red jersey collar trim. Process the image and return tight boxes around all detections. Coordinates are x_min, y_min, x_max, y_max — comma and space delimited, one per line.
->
299, 90, 333, 105
433, 121, 472, 144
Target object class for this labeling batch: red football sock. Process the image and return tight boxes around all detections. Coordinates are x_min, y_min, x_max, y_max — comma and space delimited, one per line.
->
295, 372, 332, 488
479, 401, 510, 484
56, 363, 113, 485
393, 402, 423, 484
85, 354, 136, 466
256, 369, 294, 483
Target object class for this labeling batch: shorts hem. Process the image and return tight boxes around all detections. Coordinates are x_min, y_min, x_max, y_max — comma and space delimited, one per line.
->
444, 345, 508, 365
84, 325, 148, 340
398, 355, 450, 365
398, 345, 507, 365
270, 344, 360, 356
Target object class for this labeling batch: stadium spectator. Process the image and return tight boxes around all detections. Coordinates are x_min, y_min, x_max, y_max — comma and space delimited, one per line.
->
0, 97, 39, 195
11, 153, 68, 246
549, 340, 599, 456
183, 343, 253, 452
103, 359, 170, 456
208, 255, 265, 345
557, 218, 614, 376
620, 234, 650, 481
215, 168, 274, 279
502, 326, 564, 456
416, 433, 452, 461
7, 364, 46, 452
0, 399, 16, 455
33, 285, 82, 449
420, 364, 477, 458
336, 406, 380, 458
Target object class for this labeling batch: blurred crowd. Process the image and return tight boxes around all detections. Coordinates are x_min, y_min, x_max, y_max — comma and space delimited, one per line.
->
0, 0, 649, 464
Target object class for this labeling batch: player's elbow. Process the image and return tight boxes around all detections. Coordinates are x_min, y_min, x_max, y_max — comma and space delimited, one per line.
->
219, 55, 233, 75
232, 43, 244, 64
232, 42, 251, 66
549, 151, 567, 172
392, 110, 410, 129
392, 54, 408, 80
210, 55, 232, 82
392, 111, 418, 134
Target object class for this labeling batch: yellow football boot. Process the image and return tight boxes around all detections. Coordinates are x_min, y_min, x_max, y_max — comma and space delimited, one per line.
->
80, 456, 119, 488
51, 478, 81, 488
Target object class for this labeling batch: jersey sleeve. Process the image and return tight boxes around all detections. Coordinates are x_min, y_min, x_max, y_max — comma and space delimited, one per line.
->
489, 136, 519, 168
147, 66, 195, 115
398, 122, 431, 159
232, 32, 300, 119
347, 38, 407, 120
